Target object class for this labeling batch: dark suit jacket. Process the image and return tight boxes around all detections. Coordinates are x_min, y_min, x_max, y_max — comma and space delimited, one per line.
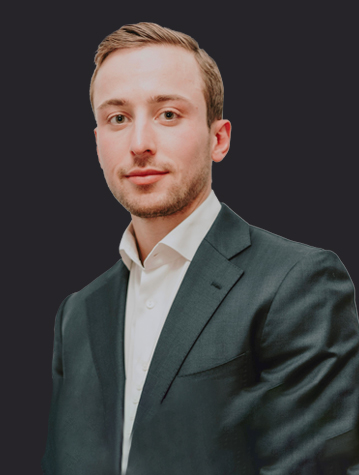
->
42, 204, 359, 474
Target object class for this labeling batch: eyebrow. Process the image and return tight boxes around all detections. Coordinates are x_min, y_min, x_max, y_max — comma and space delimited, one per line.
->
97, 94, 191, 111
148, 94, 191, 105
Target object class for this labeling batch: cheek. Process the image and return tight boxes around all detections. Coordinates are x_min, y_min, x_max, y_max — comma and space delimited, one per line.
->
97, 133, 126, 170
161, 127, 207, 166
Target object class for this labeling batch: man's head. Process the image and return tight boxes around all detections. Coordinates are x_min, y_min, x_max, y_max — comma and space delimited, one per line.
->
92, 23, 231, 219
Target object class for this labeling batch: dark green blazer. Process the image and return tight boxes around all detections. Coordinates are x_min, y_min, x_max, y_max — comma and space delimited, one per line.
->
42, 204, 359, 474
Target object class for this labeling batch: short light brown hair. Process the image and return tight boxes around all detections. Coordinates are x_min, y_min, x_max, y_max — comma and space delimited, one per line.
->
90, 22, 224, 128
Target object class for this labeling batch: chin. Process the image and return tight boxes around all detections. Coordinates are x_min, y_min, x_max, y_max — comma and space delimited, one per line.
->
119, 191, 193, 219
126, 201, 182, 219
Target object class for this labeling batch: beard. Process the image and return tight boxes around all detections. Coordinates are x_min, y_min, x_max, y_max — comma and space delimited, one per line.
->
105, 146, 212, 219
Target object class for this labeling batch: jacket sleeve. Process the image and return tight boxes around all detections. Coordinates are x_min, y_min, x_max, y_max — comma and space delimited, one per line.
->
254, 249, 359, 474
41, 294, 73, 474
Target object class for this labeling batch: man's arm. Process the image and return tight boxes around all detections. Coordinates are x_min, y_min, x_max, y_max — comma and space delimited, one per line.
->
254, 249, 359, 474
41, 294, 72, 473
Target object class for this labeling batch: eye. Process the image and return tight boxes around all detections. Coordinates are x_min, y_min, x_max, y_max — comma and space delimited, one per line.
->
109, 114, 128, 125
160, 111, 178, 121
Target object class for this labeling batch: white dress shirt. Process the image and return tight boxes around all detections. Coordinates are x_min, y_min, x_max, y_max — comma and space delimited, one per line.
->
119, 190, 221, 473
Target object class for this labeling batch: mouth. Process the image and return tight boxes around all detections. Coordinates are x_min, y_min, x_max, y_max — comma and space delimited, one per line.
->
125, 169, 169, 185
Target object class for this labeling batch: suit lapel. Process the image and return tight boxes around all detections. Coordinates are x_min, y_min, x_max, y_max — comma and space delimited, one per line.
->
132, 204, 251, 432
86, 260, 129, 441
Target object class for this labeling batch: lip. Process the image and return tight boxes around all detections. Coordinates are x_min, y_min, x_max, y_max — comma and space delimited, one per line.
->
125, 169, 169, 185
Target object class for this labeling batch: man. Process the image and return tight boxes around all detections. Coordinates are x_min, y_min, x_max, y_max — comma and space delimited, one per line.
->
42, 22, 359, 474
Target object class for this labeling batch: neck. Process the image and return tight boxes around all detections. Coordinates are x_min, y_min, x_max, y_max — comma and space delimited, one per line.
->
131, 187, 212, 264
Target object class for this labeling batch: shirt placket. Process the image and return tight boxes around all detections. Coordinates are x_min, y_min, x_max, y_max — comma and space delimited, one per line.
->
130, 267, 158, 431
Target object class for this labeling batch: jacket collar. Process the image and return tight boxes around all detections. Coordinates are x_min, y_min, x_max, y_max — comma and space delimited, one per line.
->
204, 202, 251, 260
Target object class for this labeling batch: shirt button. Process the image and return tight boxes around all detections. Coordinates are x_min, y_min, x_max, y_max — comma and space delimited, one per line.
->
136, 382, 144, 391
146, 299, 155, 309
142, 362, 149, 371
133, 398, 139, 405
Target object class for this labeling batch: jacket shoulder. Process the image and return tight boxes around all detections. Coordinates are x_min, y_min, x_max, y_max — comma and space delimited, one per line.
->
245, 222, 351, 282
250, 223, 323, 257
211, 203, 331, 266
62, 259, 126, 308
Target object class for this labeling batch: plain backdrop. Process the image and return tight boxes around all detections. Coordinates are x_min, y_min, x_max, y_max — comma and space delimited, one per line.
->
4, 3, 358, 474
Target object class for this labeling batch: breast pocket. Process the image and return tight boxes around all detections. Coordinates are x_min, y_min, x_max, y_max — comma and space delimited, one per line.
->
163, 352, 249, 433
177, 351, 247, 383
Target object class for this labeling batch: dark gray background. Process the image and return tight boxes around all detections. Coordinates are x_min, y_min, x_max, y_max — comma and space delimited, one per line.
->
4, 3, 358, 474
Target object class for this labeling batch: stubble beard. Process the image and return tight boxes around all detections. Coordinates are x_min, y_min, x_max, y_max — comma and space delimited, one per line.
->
107, 152, 212, 219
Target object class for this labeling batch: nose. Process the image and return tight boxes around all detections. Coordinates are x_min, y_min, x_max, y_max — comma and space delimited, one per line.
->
130, 117, 156, 159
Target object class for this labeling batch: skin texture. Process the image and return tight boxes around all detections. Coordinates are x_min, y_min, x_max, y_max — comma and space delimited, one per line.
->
93, 45, 231, 262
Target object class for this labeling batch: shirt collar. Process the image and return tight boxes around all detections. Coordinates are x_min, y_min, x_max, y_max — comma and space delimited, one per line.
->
119, 190, 221, 271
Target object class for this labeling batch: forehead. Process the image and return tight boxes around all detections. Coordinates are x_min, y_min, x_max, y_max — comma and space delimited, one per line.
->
93, 45, 206, 109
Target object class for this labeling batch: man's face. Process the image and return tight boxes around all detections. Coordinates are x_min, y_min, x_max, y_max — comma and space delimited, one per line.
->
93, 45, 220, 218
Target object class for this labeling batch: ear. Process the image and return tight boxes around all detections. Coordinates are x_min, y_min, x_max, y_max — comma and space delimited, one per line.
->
211, 120, 231, 163
94, 128, 103, 169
